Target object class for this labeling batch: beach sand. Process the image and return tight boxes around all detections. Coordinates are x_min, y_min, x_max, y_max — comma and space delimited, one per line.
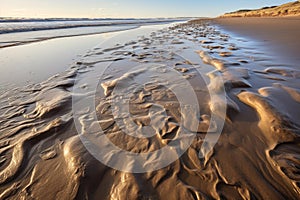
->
213, 17, 300, 63
0, 18, 299, 199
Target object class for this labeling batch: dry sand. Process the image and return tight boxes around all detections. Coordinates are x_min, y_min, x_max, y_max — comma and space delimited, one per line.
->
0, 17, 299, 199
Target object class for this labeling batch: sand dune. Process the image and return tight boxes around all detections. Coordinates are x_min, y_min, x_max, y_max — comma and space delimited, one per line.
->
221, 1, 300, 17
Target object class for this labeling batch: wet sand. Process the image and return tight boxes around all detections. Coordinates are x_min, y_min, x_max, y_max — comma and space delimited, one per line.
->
0, 23, 173, 91
0, 18, 299, 199
213, 17, 300, 63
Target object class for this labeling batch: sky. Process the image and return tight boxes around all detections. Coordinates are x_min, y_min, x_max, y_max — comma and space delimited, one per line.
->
0, 0, 295, 18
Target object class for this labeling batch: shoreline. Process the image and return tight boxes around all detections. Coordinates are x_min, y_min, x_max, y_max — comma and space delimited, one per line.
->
0, 22, 176, 91
0, 25, 139, 49
0, 20, 186, 49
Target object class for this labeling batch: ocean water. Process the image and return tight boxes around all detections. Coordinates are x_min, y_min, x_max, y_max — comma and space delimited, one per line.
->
0, 18, 186, 48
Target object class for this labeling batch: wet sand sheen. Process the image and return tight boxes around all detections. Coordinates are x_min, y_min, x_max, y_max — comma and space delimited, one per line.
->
213, 17, 300, 63
0, 18, 299, 199
0, 23, 173, 91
